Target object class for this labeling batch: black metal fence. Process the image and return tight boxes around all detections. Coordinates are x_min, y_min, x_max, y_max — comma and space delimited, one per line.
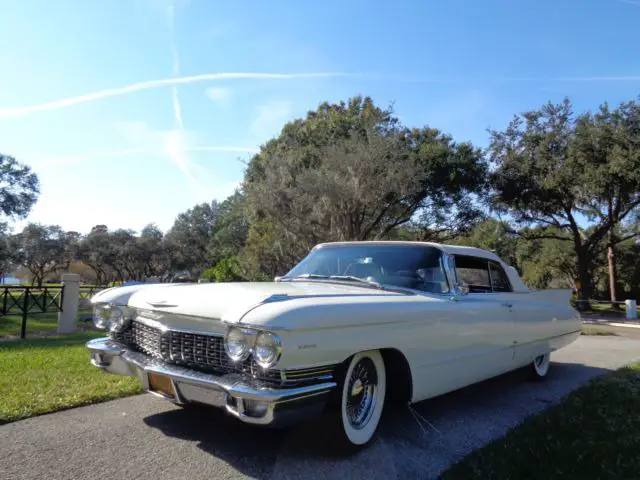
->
0, 286, 65, 339
0, 284, 109, 339
78, 285, 108, 311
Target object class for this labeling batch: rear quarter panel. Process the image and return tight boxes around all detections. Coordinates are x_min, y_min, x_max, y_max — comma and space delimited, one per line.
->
513, 289, 582, 365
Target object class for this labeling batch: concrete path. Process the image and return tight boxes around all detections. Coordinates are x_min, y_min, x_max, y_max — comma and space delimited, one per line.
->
2, 336, 639, 480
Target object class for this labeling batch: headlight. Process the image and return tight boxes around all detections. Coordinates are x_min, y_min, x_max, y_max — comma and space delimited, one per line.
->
224, 327, 253, 362
253, 331, 282, 368
92, 303, 131, 332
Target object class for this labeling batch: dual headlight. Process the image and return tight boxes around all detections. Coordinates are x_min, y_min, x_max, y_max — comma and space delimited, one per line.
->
93, 303, 134, 332
224, 327, 282, 369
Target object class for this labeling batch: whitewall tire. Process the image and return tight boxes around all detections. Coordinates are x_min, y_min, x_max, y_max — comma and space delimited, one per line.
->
531, 353, 551, 379
336, 350, 387, 448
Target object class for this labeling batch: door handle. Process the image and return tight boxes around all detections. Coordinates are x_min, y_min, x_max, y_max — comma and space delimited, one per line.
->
501, 302, 513, 308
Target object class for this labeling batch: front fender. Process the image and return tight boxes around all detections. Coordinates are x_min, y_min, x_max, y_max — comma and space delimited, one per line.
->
90, 284, 175, 306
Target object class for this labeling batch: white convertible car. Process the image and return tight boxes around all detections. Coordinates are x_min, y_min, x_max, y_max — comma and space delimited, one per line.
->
87, 241, 581, 448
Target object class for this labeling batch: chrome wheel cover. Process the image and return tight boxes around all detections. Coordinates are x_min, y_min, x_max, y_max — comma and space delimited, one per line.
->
345, 357, 378, 429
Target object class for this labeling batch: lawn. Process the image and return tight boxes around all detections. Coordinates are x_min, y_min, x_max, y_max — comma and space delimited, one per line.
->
581, 325, 618, 336
443, 362, 640, 479
0, 331, 142, 424
0, 312, 92, 338
584, 302, 640, 318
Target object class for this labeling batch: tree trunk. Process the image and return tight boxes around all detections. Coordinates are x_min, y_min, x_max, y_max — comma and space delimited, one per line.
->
576, 250, 592, 311
607, 243, 620, 309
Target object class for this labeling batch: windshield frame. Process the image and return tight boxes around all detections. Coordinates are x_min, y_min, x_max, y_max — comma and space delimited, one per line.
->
279, 243, 456, 296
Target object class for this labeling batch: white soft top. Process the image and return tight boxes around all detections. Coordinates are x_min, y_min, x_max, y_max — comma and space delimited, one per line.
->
315, 241, 530, 293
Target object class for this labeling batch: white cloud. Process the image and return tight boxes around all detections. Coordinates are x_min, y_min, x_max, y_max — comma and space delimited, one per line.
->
205, 87, 233, 105
250, 101, 294, 142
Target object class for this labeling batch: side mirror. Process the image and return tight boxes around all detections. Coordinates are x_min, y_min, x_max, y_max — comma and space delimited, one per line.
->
443, 253, 469, 298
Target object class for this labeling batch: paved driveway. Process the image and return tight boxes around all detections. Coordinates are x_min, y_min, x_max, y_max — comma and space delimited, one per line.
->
2, 336, 639, 480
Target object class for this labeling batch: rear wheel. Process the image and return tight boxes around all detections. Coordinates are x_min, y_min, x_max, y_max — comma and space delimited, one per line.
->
530, 353, 551, 379
332, 350, 386, 449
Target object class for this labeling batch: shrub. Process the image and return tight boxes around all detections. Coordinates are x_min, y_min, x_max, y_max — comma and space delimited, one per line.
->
200, 257, 245, 283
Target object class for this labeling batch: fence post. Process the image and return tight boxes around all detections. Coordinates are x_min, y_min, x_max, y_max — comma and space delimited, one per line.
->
626, 299, 638, 320
21, 288, 29, 339
58, 274, 81, 334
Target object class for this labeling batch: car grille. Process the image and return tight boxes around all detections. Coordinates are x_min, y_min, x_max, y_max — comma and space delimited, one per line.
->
110, 319, 281, 384
111, 317, 335, 387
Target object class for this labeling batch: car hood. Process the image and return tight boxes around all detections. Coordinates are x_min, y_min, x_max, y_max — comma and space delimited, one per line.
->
117, 281, 401, 323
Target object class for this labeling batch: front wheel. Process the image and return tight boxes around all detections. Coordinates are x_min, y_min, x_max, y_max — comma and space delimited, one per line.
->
530, 352, 551, 379
334, 350, 387, 449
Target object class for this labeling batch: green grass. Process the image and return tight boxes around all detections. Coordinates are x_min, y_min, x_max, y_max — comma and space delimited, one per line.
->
0, 331, 143, 424
444, 362, 640, 479
0, 312, 92, 338
586, 302, 640, 317
581, 325, 618, 336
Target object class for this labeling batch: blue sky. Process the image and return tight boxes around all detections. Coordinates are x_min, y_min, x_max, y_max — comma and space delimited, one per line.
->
1, 0, 639, 234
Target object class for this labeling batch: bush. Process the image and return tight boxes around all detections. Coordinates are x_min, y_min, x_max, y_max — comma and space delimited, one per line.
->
200, 257, 245, 283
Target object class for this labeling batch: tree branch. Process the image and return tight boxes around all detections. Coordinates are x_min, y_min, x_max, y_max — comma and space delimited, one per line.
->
506, 227, 572, 242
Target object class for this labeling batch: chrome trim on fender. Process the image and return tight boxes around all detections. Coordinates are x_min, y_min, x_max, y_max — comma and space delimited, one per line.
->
87, 337, 335, 427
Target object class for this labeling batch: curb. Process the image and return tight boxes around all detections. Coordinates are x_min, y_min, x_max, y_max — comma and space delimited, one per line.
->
582, 319, 640, 329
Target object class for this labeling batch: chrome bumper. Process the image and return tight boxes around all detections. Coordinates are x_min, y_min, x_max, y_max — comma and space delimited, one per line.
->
87, 337, 336, 427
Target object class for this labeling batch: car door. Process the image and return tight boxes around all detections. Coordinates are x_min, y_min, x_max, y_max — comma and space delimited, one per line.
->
452, 255, 516, 381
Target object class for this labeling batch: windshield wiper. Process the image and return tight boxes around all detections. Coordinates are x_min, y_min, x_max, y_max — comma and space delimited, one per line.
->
279, 273, 383, 290
278, 273, 331, 281
277, 273, 415, 295
326, 275, 384, 289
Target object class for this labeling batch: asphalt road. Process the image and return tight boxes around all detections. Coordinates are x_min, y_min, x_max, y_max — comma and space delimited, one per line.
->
2, 335, 639, 480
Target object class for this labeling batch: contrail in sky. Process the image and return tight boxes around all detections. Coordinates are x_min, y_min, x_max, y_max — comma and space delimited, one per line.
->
165, 0, 194, 186
0, 72, 347, 119
2, 72, 635, 119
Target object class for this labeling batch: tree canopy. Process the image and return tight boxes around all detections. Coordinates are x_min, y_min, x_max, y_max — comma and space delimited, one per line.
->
2, 95, 639, 306
243, 96, 488, 276
489, 98, 640, 300
8, 223, 70, 287
0, 154, 39, 219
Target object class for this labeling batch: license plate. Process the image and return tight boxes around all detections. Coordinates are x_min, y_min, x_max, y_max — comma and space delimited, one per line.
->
148, 372, 175, 399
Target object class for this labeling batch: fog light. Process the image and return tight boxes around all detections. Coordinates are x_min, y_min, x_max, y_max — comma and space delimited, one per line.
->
243, 399, 269, 417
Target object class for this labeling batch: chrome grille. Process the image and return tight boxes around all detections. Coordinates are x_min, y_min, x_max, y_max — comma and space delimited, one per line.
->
110, 318, 284, 385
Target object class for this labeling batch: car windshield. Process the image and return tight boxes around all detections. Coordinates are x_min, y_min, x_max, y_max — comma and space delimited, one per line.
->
283, 244, 450, 294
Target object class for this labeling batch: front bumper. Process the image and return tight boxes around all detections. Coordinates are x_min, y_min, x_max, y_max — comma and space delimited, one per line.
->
87, 337, 336, 427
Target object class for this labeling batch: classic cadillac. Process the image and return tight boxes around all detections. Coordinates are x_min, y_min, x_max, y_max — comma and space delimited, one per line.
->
87, 241, 581, 448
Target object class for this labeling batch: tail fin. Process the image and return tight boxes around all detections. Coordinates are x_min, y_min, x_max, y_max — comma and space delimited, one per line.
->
529, 288, 573, 305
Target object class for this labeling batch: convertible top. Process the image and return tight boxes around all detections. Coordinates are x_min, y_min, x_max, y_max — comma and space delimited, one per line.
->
315, 241, 502, 262
314, 241, 530, 293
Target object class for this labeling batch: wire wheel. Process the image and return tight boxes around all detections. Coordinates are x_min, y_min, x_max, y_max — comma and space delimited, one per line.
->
339, 350, 386, 447
345, 357, 378, 429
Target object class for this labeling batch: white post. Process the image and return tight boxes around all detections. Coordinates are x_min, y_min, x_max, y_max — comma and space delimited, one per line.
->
626, 299, 638, 320
58, 274, 81, 334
